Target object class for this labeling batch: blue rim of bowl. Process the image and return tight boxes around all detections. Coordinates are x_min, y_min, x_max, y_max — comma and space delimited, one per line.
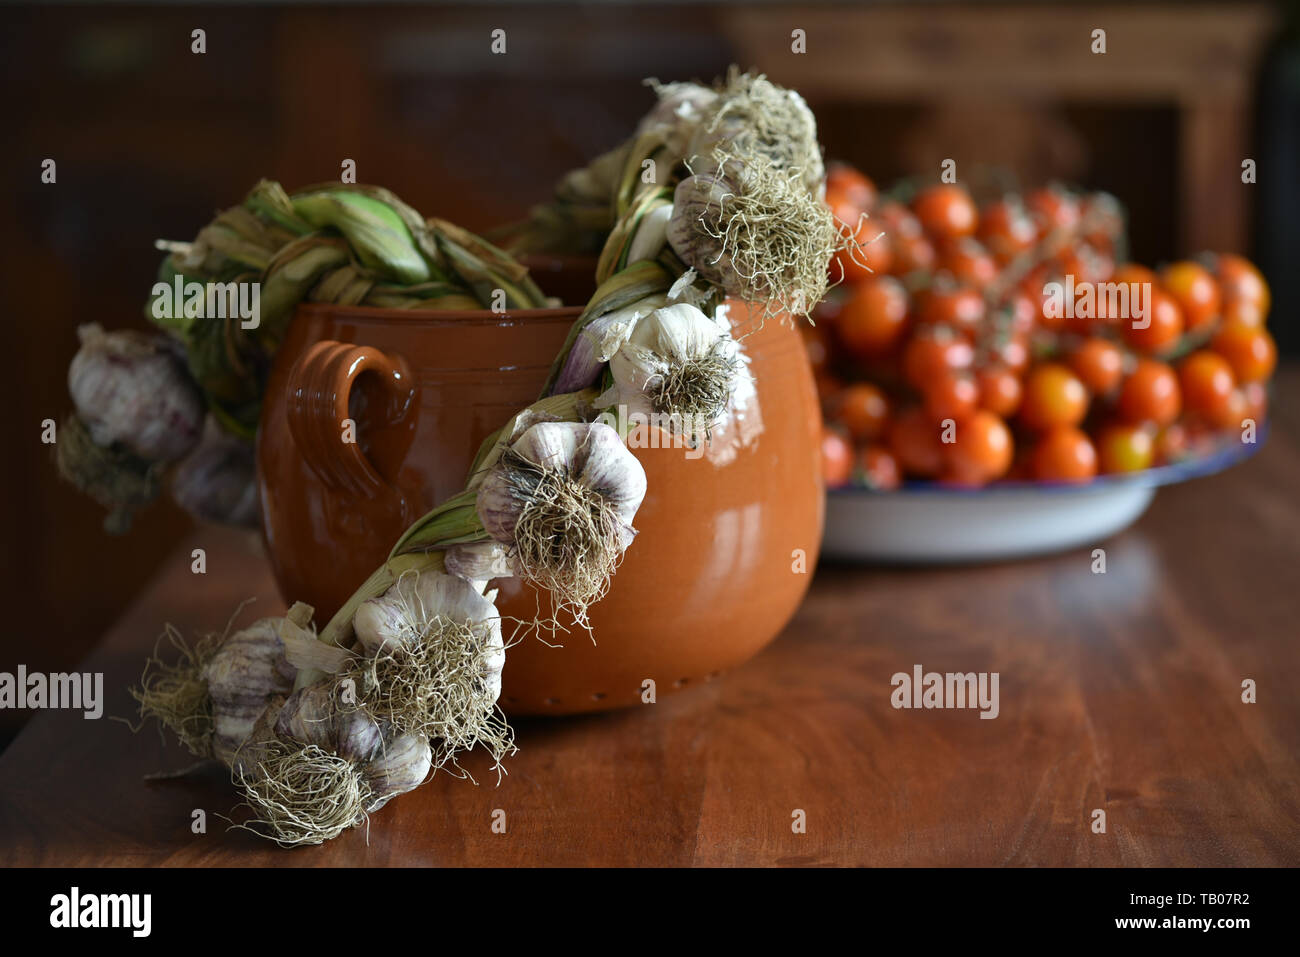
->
828, 422, 1270, 497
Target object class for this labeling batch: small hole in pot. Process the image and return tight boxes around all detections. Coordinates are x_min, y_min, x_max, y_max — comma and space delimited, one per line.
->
672, 678, 689, 689
543, 697, 560, 706
591, 692, 606, 701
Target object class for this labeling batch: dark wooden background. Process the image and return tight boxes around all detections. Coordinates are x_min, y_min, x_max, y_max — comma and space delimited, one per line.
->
0, 0, 1288, 746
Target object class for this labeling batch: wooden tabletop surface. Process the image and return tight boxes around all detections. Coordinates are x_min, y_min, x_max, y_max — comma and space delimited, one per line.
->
2, 368, 1297, 867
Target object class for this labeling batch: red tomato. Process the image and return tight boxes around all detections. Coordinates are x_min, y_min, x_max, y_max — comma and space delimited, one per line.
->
1178, 350, 1237, 428
1020, 363, 1090, 431
891, 233, 937, 275
975, 364, 1022, 417
1031, 426, 1098, 482
937, 237, 999, 287
837, 277, 910, 357
857, 445, 902, 491
902, 328, 975, 389
825, 163, 877, 220
836, 382, 892, 442
1241, 380, 1268, 422
1161, 261, 1221, 334
1123, 288, 1184, 355
913, 184, 978, 240
888, 407, 946, 478
821, 427, 854, 488
875, 200, 924, 239
1096, 423, 1155, 474
978, 197, 1038, 264
916, 285, 986, 336
945, 410, 1014, 485
923, 371, 980, 420
1069, 337, 1124, 394
1118, 359, 1181, 426
1215, 253, 1270, 317
1210, 321, 1277, 383
1026, 186, 1081, 238
832, 218, 894, 283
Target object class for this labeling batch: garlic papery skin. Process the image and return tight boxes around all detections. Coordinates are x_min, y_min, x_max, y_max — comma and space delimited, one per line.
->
204, 616, 298, 766
598, 301, 740, 433
637, 80, 718, 157
550, 293, 670, 395
362, 732, 434, 810
444, 541, 517, 589
476, 421, 647, 624
68, 323, 205, 463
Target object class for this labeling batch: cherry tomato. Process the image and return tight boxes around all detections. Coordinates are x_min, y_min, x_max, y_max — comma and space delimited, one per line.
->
857, 445, 902, 491
1080, 191, 1125, 251
837, 277, 910, 357
1215, 253, 1270, 317
937, 237, 999, 287
902, 328, 975, 389
975, 364, 1022, 417
1026, 186, 1081, 238
888, 407, 946, 478
1154, 421, 1189, 464
1031, 426, 1097, 482
1118, 358, 1181, 426
875, 200, 923, 239
1210, 321, 1277, 383
891, 233, 937, 275
1096, 423, 1155, 474
1161, 261, 1221, 334
825, 163, 877, 221
1241, 381, 1268, 422
836, 382, 892, 442
924, 371, 980, 420
916, 285, 986, 336
1178, 350, 1237, 428
913, 184, 978, 240
1123, 288, 1184, 355
978, 197, 1038, 264
1111, 262, 1158, 288
1221, 297, 1266, 328
832, 218, 894, 283
821, 427, 854, 488
1069, 337, 1124, 394
1020, 363, 1089, 431
945, 410, 1014, 485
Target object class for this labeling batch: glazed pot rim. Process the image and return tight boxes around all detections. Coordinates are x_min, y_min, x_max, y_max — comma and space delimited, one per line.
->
294, 301, 584, 326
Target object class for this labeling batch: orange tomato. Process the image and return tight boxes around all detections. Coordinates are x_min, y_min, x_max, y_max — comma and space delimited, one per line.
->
1123, 288, 1184, 355
1210, 321, 1276, 383
915, 285, 985, 336
1111, 262, 1158, 288
1154, 421, 1189, 464
1069, 337, 1124, 394
946, 410, 1014, 485
975, 364, 1022, 417
1026, 186, 1081, 237
891, 233, 937, 275
1178, 350, 1237, 428
1019, 363, 1089, 431
1221, 297, 1267, 328
1118, 358, 1181, 426
1096, 423, 1155, 474
888, 407, 946, 478
836, 382, 892, 442
837, 277, 910, 357
1031, 426, 1097, 482
978, 197, 1038, 264
1160, 261, 1221, 334
913, 184, 978, 240
821, 427, 854, 488
937, 237, 999, 287
857, 445, 902, 491
1215, 253, 1270, 317
825, 163, 877, 221
901, 328, 975, 389
832, 218, 894, 283
1241, 381, 1268, 422
923, 372, 980, 420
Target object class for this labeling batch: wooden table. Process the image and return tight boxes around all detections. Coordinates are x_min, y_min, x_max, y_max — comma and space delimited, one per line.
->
3, 369, 1297, 867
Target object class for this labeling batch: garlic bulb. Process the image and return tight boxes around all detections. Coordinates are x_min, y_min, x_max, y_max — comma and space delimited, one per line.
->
170, 417, 260, 528
204, 617, 297, 766
68, 323, 205, 463
667, 157, 838, 319
597, 301, 740, 433
477, 421, 647, 624
637, 80, 719, 157
350, 570, 510, 766
444, 541, 516, 588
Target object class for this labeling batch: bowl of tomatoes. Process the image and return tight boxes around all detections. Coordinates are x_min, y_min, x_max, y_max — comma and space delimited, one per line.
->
814, 163, 1275, 562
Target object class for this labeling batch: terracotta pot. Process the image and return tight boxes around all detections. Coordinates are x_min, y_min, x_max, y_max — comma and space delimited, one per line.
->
257, 301, 824, 715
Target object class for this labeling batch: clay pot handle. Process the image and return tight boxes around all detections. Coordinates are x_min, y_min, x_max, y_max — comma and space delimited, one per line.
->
285, 340, 415, 496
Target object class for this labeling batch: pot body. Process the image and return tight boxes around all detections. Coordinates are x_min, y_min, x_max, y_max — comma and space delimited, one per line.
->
258, 301, 824, 714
